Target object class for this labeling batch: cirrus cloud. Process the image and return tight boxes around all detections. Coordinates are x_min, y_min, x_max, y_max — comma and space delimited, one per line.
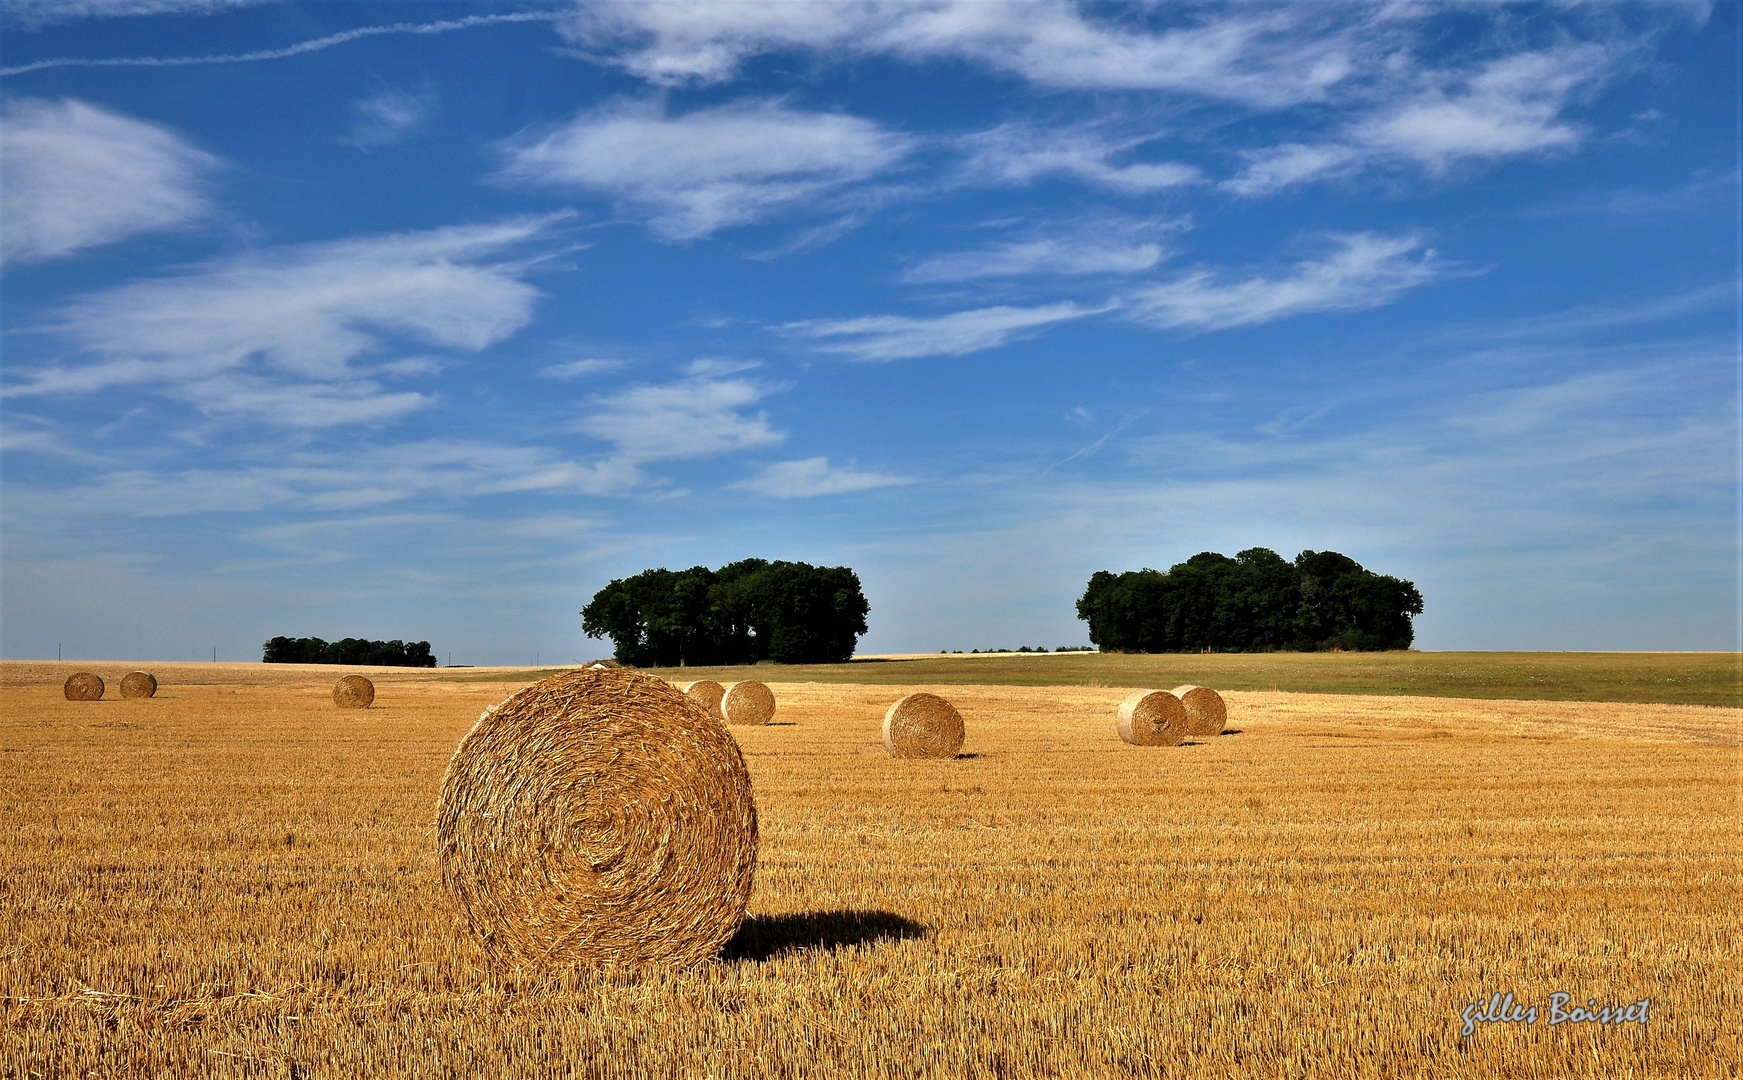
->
735, 456, 909, 498
498, 98, 914, 240
784, 301, 1108, 361
1124, 232, 1442, 332
5, 215, 573, 427
1, 97, 219, 263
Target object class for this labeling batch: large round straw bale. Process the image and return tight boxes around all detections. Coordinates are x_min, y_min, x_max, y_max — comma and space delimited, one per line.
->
1116, 689, 1188, 746
333, 674, 375, 708
721, 680, 776, 726
437, 667, 758, 970
119, 671, 158, 699
1170, 684, 1226, 736
63, 672, 104, 701
682, 680, 725, 721
882, 692, 965, 758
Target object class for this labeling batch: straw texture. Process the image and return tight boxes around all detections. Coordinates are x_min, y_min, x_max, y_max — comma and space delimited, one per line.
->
333, 675, 375, 709
882, 692, 965, 759
681, 680, 726, 721
63, 672, 104, 701
721, 681, 776, 726
119, 671, 158, 699
1116, 689, 1188, 747
1171, 684, 1227, 736
436, 668, 758, 971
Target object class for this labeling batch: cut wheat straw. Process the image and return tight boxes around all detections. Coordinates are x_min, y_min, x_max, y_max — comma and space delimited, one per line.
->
332, 675, 375, 709
721, 681, 776, 726
62, 672, 104, 702
1116, 689, 1188, 747
119, 671, 158, 699
882, 692, 965, 759
1170, 684, 1227, 736
682, 680, 726, 721
436, 667, 758, 970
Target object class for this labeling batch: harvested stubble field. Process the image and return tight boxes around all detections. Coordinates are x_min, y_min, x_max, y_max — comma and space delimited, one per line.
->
1, 660, 1738, 1078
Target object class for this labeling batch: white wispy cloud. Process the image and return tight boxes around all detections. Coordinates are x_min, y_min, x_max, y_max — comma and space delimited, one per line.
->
6, 215, 572, 426
342, 83, 437, 148
784, 301, 1105, 361
1125, 232, 1441, 331
558, 2, 1379, 106
735, 456, 908, 498
904, 217, 1180, 283
1226, 43, 1623, 195
1, 97, 218, 263
497, 98, 914, 240
574, 366, 784, 464
537, 357, 628, 380
49, 439, 642, 518
958, 121, 1199, 193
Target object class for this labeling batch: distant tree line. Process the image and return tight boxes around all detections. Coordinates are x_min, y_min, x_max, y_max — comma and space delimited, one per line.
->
263, 636, 437, 667
582, 559, 870, 667
1077, 548, 1424, 653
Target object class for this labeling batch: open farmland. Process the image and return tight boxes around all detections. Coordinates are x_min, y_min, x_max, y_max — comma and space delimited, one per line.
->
2, 660, 1738, 1078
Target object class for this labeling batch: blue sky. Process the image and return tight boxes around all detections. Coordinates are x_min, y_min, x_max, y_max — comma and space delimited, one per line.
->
1, 1, 1737, 664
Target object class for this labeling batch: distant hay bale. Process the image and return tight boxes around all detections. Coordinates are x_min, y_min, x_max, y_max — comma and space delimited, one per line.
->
1116, 689, 1188, 747
63, 672, 104, 701
882, 692, 965, 759
721, 680, 776, 726
436, 667, 758, 970
119, 671, 158, 699
1171, 684, 1227, 736
682, 680, 726, 721
333, 674, 375, 708
587, 659, 622, 670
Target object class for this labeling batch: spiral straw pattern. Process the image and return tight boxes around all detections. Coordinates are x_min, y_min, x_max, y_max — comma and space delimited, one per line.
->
721, 680, 776, 725
1116, 689, 1188, 746
437, 668, 758, 970
882, 692, 965, 758
63, 672, 104, 701
119, 671, 158, 698
1170, 684, 1227, 736
332, 674, 375, 708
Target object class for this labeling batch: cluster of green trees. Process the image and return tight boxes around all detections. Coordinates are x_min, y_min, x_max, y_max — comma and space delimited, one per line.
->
1077, 548, 1424, 653
262, 637, 437, 667
581, 559, 870, 667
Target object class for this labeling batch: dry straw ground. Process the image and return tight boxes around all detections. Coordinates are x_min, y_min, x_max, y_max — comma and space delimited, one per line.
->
2, 659, 1738, 1078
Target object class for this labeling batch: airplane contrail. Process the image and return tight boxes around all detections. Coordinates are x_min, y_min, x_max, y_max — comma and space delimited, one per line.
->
2, 11, 558, 77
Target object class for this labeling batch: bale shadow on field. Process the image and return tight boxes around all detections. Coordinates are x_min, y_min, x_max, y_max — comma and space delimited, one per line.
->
722, 909, 928, 963
1221, 729, 1244, 736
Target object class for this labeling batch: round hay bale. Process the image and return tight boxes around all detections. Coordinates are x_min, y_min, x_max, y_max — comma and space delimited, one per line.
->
63, 672, 104, 701
882, 692, 965, 759
119, 671, 158, 699
1171, 684, 1227, 736
721, 680, 775, 726
333, 674, 375, 708
681, 680, 725, 721
1116, 689, 1188, 747
437, 667, 758, 971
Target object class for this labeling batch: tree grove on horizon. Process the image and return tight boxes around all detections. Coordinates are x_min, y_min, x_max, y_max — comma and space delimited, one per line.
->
582, 559, 870, 667
262, 637, 437, 667
1077, 549, 1424, 653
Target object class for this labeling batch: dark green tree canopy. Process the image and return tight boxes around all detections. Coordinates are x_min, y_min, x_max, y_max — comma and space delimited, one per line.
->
1077, 548, 1423, 652
263, 637, 436, 666
581, 559, 871, 667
